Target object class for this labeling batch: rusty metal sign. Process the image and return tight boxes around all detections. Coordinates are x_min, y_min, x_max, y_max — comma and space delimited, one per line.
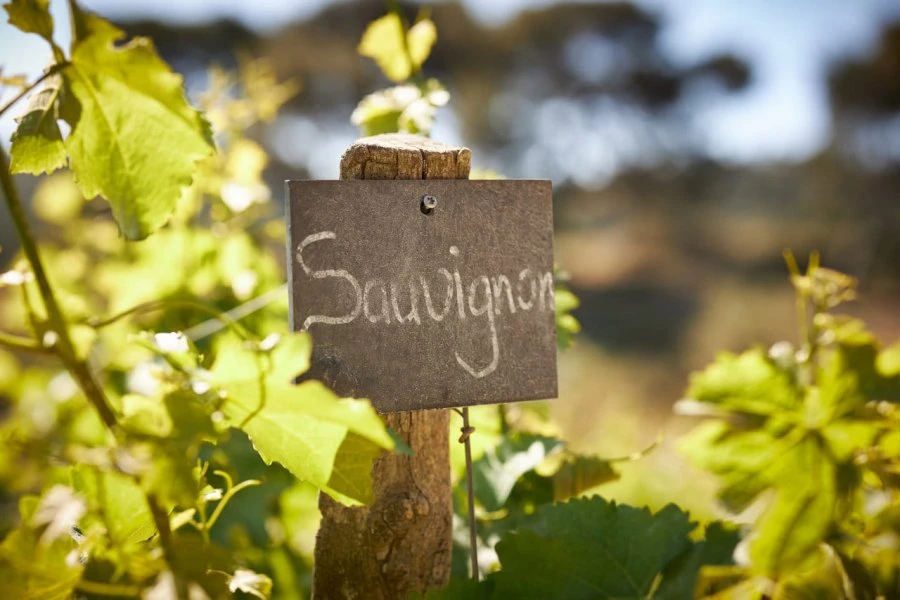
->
286, 179, 557, 412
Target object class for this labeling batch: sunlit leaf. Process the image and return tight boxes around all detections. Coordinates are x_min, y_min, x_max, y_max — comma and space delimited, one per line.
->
749, 438, 836, 576
61, 6, 214, 239
0, 510, 82, 600
406, 19, 437, 70
554, 280, 580, 350
71, 466, 156, 545
220, 379, 391, 505
685, 348, 801, 416
9, 73, 67, 175
358, 14, 436, 82
3, 0, 54, 43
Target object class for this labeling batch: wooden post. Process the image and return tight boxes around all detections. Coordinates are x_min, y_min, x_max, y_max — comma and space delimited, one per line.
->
312, 133, 471, 599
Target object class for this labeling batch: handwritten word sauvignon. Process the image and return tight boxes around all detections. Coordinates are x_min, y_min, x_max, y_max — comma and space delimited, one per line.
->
296, 231, 554, 379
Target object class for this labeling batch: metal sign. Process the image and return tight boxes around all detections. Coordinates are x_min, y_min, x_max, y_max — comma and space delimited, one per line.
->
286, 179, 557, 412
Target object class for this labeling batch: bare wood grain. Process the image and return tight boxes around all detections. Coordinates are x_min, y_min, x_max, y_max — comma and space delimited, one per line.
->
312, 133, 470, 599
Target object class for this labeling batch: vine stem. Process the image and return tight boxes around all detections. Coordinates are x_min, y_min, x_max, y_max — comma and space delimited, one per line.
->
0, 330, 52, 355
88, 297, 252, 340
0, 62, 69, 121
0, 146, 118, 428
148, 494, 189, 600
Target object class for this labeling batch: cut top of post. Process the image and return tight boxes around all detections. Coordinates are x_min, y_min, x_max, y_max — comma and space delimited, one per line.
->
340, 133, 472, 180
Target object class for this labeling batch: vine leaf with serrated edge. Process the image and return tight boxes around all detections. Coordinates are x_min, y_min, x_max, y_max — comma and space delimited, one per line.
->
6, 1, 214, 240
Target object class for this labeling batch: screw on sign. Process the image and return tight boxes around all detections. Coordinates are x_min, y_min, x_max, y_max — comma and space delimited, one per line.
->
288, 134, 557, 600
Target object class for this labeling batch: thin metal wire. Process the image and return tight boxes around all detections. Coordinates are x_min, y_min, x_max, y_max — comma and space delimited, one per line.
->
460, 407, 479, 582
183, 284, 287, 341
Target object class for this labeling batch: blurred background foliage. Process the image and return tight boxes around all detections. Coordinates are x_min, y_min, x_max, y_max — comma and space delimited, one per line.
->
1, 0, 900, 596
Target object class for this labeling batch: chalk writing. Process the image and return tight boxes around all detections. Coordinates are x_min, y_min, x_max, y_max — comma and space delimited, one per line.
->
297, 231, 555, 379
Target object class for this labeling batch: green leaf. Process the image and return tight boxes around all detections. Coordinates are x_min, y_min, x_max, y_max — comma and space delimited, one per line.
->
554, 282, 580, 350
9, 73, 67, 175
71, 466, 156, 545
492, 497, 694, 599
551, 455, 619, 501
406, 19, 437, 70
350, 80, 449, 136
211, 331, 311, 385
221, 379, 391, 505
0, 498, 83, 600
678, 421, 799, 512
358, 14, 436, 82
472, 433, 564, 512
749, 438, 836, 576
820, 420, 878, 462
326, 431, 385, 505
3, 0, 54, 43
685, 348, 801, 416
655, 522, 741, 599
877, 342, 900, 377
211, 333, 394, 504
212, 333, 392, 504
61, 7, 213, 239
121, 391, 216, 507
824, 318, 900, 404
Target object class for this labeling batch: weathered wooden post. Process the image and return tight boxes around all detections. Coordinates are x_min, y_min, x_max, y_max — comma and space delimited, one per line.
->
313, 134, 469, 599
286, 133, 557, 599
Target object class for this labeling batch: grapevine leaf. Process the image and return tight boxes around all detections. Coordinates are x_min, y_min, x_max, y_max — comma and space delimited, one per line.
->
492, 497, 694, 599
211, 333, 394, 504
120, 391, 215, 507
220, 379, 392, 505
820, 420, 878, 462
655, 522, 741, 599
358, 14, 436, 82
0, 498, 82, 600
212, 334, 392, 504
749, 437, 836, 576
9, 73, 67, 175
71, 466, 156, 545
877, 342, 900, 377
326, 431, 385, 504
472, 433, 564, 512
406, 19, 437, 69
61, 7, 213, 240
358, 14, 409, 81
679, 421, 792, 512
211, 331, 311, 385
824, 318, 900, 403
554, 279, 580, 350
3, 0, 53, 43
351, 80, 448, 136
685, 348, 801, 416
505, 453, 620, 511
551, 455, 619, 501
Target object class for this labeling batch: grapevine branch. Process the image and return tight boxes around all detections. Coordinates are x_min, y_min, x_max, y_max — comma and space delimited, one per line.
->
0, 330, 52, 355
0, 146, 118, 428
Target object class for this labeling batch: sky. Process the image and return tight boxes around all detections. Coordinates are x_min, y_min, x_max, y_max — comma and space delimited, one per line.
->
1, 0, 900, 166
